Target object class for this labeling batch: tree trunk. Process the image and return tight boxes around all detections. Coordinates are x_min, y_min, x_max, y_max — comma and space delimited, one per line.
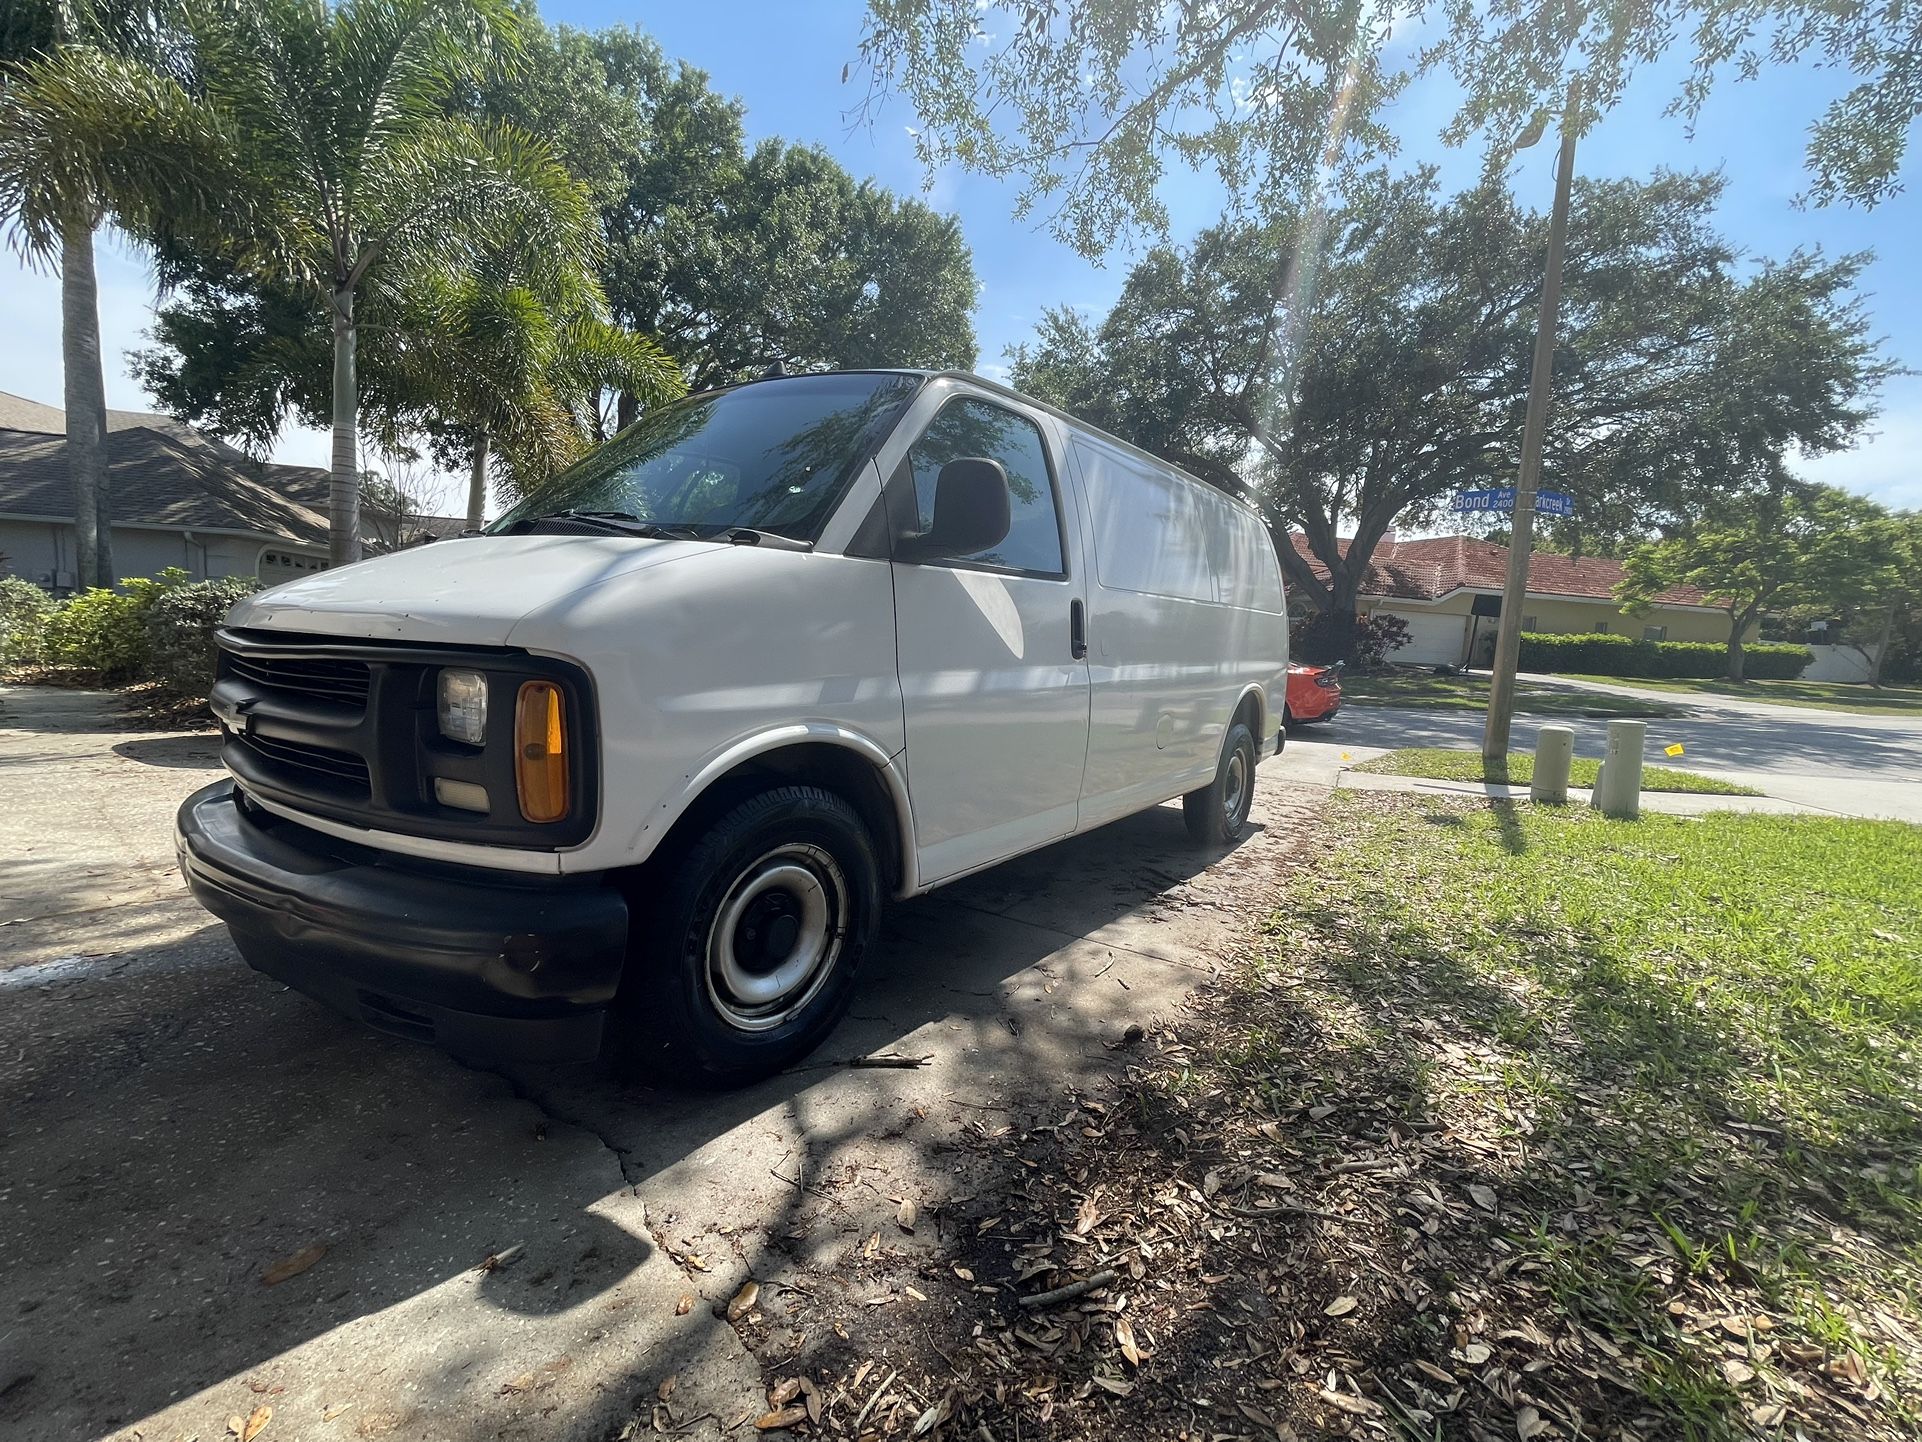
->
60, 215, 112, 589
1869, 597, 1898, 688
466, 432, 488, 530
1725, 610, 1747, 682
328, 286, 361, 565
616, 389, 638, 431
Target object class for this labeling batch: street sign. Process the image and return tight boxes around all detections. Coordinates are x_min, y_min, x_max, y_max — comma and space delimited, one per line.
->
1450, 487, 1575, 516
1451, 487, 1516, 512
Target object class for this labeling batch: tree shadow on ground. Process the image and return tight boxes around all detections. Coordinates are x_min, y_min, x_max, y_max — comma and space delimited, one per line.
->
0, 795, 1272, 1442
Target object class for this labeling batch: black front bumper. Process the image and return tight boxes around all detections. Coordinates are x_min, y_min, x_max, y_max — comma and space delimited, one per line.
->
176, 780, 629, 1062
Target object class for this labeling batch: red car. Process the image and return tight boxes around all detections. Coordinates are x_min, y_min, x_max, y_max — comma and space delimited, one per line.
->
1283, 662, 1342, 727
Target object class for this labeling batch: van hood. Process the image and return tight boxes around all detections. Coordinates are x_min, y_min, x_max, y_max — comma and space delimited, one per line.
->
228, 534, 713, 647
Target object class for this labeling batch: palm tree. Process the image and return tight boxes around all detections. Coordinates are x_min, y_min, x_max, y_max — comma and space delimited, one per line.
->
186, 0, 599, 564
0, 2, 226, 588
390, 259, 683, 528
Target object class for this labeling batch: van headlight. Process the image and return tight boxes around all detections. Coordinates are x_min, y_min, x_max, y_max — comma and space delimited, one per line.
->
436, 668, 487, 745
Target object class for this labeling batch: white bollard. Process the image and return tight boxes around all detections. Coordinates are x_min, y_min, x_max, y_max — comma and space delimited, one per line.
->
1591, 719, 1646, 819
1531, 725, 1575, 804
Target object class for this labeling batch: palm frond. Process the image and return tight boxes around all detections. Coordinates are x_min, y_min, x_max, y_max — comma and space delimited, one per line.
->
0, 42, 241, 261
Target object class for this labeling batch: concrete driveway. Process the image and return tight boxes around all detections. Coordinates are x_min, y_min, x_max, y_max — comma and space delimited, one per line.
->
1278, 673, 1922, 822
0, 685, 1314, 1442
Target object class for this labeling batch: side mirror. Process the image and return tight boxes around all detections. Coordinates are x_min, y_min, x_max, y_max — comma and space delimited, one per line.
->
899, 457, 1011, 561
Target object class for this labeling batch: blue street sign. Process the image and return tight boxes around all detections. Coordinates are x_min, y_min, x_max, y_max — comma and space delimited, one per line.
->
1450, 487, 1576, 517
1451, 487, 1516, 512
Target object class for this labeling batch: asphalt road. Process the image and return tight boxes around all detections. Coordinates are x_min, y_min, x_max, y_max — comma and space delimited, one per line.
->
0, 685, 1316, 1442
1286, 675, 1922, 823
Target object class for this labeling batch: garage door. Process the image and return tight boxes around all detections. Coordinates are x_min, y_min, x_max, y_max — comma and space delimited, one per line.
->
1375, 610, 1466, 667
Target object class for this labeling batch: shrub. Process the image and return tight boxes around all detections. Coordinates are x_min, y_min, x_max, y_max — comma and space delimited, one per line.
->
38, 587, 151, 679
0, 576, 54, 666
1517, 631, 1813, 680
1291, 610, 1411, 666
145, 575, 258, 699
34, 568, 195, 682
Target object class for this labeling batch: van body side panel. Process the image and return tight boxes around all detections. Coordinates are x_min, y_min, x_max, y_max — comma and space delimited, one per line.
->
1068, 434, 1288, 830
885, 389, 1093, 886
503, 546, 905, 872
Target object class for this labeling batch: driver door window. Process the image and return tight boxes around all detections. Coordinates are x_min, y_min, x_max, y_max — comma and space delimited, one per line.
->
901, 398, 1065, 576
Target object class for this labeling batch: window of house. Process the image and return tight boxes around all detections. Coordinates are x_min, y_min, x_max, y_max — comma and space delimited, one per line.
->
1522, 614, 1539, 632
1596, 619, 1610, 633
1642, 624, 1667, 642
903, 397, 1065, 575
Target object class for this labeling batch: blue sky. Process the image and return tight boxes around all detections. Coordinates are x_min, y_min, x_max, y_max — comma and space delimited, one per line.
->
2, 1, 1914, 515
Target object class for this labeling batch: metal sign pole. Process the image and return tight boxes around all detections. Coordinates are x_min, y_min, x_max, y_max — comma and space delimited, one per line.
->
1484, 74, 1581, 761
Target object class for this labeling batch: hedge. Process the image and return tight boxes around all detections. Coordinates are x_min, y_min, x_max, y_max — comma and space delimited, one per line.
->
1518, 631, 1813, 680
0, 569, 257, 699
0, 576, 53, 666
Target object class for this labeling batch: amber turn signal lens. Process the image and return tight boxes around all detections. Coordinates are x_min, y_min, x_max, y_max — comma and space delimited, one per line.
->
514, 681, 569, 823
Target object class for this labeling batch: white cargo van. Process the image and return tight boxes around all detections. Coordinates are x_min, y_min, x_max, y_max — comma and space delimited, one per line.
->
176, 371, 1288, 1083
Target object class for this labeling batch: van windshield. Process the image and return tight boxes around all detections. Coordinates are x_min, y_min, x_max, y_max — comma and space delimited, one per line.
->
491, 372, 922, 542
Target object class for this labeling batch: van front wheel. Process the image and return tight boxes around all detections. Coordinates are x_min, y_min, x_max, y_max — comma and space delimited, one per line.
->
616, 786, 880, 1086
1183, 720, 1257, 845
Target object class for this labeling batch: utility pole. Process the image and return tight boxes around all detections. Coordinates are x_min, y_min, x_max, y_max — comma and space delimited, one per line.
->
1483, 74, 1582, 761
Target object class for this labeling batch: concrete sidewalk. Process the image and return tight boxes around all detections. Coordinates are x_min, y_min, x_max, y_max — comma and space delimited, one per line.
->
0, 684, 1326, 1442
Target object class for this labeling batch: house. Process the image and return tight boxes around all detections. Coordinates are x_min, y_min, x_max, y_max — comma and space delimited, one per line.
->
1289, 532, 1745, 668
0, 390, 463, 593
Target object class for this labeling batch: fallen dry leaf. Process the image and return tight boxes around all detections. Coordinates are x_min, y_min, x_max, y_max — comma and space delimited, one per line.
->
240, 1404, 272, 1442
674, 1293, 693, 1316
259, 1244, 326, 1287
1319, 1388, 1379, 1416
753, 1404, 808, 1431
1750, 1401, 1788, 1427
1074, 1195, 1100, 1236
1467, 1184, 1499, 1213
1091, 1374, 1133, 1397
1114, 1314, 1142, 1366
1324, 1294, 1359, 1317
657, 1374, 677, 1403
1516, 1405, 1548, 1439
897, 1197, 918, 1233
727, 1280, 761, 1323
767, 1377, 804, 1408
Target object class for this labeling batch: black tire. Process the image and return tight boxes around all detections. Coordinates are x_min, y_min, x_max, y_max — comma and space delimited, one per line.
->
615, 786, 880, 1087
1183, 719, 1258, 845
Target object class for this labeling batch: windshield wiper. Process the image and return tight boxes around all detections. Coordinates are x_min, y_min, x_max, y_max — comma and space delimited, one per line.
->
513, 509, 680, 538
714, 526, 810, 552
510, 511, 808, 550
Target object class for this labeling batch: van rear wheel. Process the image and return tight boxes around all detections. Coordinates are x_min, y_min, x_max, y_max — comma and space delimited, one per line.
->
1183, 720, 1257, 845
615, 786, 880, 1087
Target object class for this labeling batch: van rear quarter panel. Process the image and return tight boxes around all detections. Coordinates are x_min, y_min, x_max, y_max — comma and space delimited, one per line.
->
504, 545, 904, 872
1065, 432, 1288, 829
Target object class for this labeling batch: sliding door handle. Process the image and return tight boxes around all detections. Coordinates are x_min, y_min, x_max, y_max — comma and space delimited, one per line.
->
1070, 598, 1088, 660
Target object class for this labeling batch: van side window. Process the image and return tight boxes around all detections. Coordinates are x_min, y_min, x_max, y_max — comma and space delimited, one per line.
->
904, 398, 1064, 576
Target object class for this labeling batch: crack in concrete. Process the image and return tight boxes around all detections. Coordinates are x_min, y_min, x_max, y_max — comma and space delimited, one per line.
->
454, 1058, 641, 1188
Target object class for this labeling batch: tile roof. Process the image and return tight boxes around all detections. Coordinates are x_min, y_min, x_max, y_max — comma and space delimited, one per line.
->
1289, 532, 1712, 608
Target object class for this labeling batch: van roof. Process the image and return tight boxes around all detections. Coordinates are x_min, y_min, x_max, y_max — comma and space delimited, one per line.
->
724, 368, 1262, 519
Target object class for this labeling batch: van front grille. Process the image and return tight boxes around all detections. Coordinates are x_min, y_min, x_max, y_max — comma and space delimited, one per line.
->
236, 732, 371, 796
224, 653, 371, 710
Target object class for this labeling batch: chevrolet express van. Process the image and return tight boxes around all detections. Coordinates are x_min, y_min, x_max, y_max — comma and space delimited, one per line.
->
176, 371, 1288, 1084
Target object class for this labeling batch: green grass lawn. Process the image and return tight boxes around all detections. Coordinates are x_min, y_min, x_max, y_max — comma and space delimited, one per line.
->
1352, 745, 1763, 795
1184, 796, 1922, 1439
1565, 674, 1922, 716
1341, 666, 1679, 718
